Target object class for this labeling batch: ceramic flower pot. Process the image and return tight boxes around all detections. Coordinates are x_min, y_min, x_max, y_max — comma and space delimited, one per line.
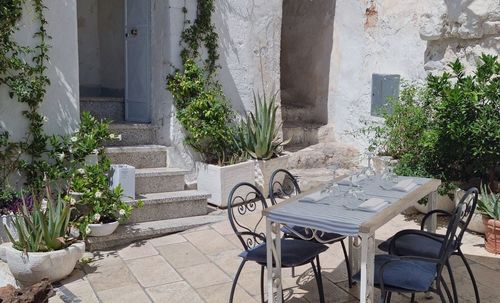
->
0, 214, 17, 244
87, 221, 119, 237
483, 216, 500, 254
254, 155, 290, 197
4, 242, 85, 286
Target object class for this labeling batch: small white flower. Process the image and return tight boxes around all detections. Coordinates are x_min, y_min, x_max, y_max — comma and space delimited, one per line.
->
70, 136, 77, 142
85, 226, 91, 235
43, 116, 48, 122
109, 134, 116, 139
95, 191, 102, 198
92, 149, 99, 154
116, 134, 122, 141
41, 198, 48, 213
70, 198, 76, 206
68, 147, 73, 154
93, 213, 101, 222
119, 209, 126, 216
57, 152, 65, 161
77, 168, 85, 174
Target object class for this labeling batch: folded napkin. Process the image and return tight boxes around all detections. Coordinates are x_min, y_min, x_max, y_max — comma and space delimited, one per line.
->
298, 192, 328, 203
338, 175, 366, 186
391, 179, 417, 192
357, 198, 387, 212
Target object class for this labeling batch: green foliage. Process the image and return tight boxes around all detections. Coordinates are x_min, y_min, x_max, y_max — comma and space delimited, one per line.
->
167, 3, 244, 165
0, 131, 22, 189
6, 190, 74, 252
365, 54, 500, 190
237, 91, 288, 160
477, 184, 500, 220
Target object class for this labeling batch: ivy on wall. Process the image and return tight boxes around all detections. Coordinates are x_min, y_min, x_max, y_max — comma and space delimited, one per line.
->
167, 0, 244, 165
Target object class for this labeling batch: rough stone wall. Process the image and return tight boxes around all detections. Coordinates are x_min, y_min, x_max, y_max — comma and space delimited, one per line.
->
420, 0, 500, 73
327, 0, 430, 148
0, 0, 80, 141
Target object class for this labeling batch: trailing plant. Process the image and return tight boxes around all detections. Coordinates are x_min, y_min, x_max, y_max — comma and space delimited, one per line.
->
477, 184, 500, 220
6, 188, 75, 252
166, 0, 244, 165
362, 54, 500, 191
237, 91, 289, 160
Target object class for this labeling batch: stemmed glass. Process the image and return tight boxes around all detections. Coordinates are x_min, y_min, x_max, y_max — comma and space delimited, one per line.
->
323, 164, 342, 197
380, 156, 398, 186
360, 151, 376, 181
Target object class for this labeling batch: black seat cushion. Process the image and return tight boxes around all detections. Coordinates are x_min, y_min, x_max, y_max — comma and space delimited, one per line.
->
378, 230, 454, 258
354, 254, 438, 292
282, 226, 346, 243
239, 239, 328, 267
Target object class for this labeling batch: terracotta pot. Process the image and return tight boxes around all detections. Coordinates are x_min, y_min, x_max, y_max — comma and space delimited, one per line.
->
483, 216, 500, 254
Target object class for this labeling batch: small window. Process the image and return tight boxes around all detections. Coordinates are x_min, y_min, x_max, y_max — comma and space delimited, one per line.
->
371, 74, 400, 117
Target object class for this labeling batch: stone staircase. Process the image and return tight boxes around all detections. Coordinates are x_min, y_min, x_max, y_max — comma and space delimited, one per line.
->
85, 123, 219, 251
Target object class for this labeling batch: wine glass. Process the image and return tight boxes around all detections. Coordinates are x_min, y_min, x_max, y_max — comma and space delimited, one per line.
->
381, 157, 398, 185
360, 151, 376, 180
323, 164, 342, 196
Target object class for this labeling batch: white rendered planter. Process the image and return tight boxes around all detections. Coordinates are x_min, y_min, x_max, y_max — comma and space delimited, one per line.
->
0, 215, 17, 244
5, 242, 85, 286
197, 161, 255, 208
453, 189, 485, 234
254, 155, 290, 197
88, 221, 119, 237
414, 192, 456, 214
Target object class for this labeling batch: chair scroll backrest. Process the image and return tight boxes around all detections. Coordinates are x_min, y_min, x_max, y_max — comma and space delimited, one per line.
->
455, 187, 479, 244
227, 182, 268, 251
268, 169, 301, 206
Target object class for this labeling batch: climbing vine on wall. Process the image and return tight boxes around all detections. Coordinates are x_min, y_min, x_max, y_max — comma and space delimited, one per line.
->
167, 0, 243, 165
0, 0, 51, 188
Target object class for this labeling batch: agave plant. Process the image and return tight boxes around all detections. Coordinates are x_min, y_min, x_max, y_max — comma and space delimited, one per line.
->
477, 184, 500, 220
237, 91, 289, 160
5, 189, 73, 252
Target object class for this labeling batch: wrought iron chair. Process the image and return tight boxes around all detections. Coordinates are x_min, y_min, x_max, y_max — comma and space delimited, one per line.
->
377, 187, 479, 303
268, 168, 353, 288
356, 194, 469, 303
228, 182, 328, 303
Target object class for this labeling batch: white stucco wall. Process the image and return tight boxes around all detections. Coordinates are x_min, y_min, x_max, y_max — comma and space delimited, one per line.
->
0, 0, 80, 141
328, 0, 430, 149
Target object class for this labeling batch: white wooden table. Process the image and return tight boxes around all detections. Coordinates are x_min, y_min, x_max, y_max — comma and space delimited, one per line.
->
263, 176, 441, 303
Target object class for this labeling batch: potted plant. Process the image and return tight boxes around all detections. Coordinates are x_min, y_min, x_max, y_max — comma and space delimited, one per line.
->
70, 159, 136, 237
3, 190, 85, 286
237, 91, 289, 197
477, 184, 500, 253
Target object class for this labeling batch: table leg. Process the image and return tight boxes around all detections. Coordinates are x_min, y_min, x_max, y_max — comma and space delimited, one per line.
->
426, 191, 438, 233
266, 218, 282, 303
348, 236, 360, 277
360, 233, 375, 303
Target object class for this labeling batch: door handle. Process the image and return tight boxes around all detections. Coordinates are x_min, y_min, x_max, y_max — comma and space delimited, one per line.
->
130, 28, 138, 37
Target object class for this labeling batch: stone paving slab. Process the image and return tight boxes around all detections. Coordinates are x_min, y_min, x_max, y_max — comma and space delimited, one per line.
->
1, 210, 499, 302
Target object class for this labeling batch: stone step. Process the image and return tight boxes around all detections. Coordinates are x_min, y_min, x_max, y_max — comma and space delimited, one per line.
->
105, 123, 156, 147
282, 123, 322, 147
105, 145, 167, 169
85, 212, 226, 251
80, 97, 124, 123
135, 167, 187, 194
126, 190, 210, 223
282, 105, 317, 124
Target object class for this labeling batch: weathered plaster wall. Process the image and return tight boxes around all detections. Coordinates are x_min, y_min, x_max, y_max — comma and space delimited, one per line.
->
420, 0, 500, 73
328, 0, 429, 148
77, 0, 124, 96
0, 0, 80, 141
281, 0, 335, 125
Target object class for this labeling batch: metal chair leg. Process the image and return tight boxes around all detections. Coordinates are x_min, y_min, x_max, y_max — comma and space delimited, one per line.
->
458, 250, 480, 303
410, 293, 415, 303
260, 266, 265, 303
316, 256, 325, 294
292, 266, 295, 277
437, 287, 447, 303
386, 291, 392, 303
446, 261, 458, 303
230, 259, 246, 303
440, 277, 454, 303
311, 260, 325, 303
341, 239, 353, 288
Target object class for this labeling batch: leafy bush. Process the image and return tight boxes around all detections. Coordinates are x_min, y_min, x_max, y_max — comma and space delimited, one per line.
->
367, 54, 499, 190
237, 91, 288, 160
6, 190, 74, 252
167, 59, 242, 165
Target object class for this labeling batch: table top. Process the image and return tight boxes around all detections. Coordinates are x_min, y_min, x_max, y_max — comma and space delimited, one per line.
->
263, 176, 441, 235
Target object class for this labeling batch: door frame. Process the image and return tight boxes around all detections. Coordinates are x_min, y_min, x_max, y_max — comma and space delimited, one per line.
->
124, 0, 152, 123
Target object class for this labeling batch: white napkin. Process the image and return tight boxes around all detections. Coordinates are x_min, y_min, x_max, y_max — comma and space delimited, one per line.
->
299, 192, 327, 203
338, 175, 366, 186
357, 198, 387, 212
391, 179, 417, 192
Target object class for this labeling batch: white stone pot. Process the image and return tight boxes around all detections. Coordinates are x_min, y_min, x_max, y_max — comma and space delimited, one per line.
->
0, 215, 17, 244
84, 153, 98, 165
254, 155, 290, 197
88, 221, 119, 237
414, 193, 455, 214
197, 161, 255, 208
5, 242, 85, 286
453, 188, 485, 234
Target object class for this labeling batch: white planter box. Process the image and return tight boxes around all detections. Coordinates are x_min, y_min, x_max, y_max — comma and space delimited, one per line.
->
415, 192, 456, 214
110, 164, 135, 202
88, 221, 119, 237
0, 215, 17, 244
254, 155, 290, 197
5, 242, 85, 286
197, 161, 255, 208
